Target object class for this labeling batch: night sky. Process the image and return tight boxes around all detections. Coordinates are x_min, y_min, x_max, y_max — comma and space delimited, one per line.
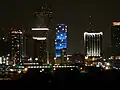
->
0, 0, 120, 54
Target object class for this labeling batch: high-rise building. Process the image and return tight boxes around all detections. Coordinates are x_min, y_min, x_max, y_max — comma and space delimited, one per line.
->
84, 31, 103, 58
55, 24, 67, 57
33, 4, 52, 63
84, 16, 103, 59
10, 28, 26, 66
32, 28, 49, 64
111, 22, 120, 57
34, 4, 52, 27
32, 37, 47, 63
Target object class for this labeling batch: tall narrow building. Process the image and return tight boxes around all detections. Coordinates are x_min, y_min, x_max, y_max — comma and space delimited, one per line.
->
31, 28, 49, 64
84, 16, 103, 58
32, 37, 47, 63
32, 4, 52, 64
111, 22, 120, 59
55, 24, 67, 57
10, 28, 24, 66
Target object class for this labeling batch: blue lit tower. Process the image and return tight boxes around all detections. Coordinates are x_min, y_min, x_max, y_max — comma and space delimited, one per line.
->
55, 24, 67, 57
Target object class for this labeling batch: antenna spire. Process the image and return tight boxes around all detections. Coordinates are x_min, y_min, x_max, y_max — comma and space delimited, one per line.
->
88, 16, 92, 31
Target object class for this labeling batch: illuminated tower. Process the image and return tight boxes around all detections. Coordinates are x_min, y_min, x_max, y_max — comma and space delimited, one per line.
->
32, 28, 49, 64
84, 16, 103, 58
10, 29, 25, 66
111, 22, 120, 57
33, 4, 52, 64
55, 24, 67, 57
34, 4, 52, 27
84, 32, 103, 58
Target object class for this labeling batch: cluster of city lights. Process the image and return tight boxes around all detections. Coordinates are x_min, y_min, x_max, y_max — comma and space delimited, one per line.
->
9, 67, 28, 73
11, 31, 23, 34
0, 54, 10, 65
112, 66, 120, 70
24, 63, 39, 65
28, 65, 76, 69
1, 19, 120, 76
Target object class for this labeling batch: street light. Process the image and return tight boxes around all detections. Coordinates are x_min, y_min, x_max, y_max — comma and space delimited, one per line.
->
24, 68, 28, 72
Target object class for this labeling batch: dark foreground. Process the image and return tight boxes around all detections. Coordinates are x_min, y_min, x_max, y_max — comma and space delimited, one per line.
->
16, 67, 120, 87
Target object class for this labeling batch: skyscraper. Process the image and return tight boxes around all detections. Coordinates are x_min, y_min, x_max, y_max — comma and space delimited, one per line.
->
32, 28, 49, 64
84, 31, 103, 58
32, 37, 47, 63
55, 24, 67, 57
111, 22, 120, 57
10, 28, 25, 66
32, 4, 52, 63
84, 16, 103, 58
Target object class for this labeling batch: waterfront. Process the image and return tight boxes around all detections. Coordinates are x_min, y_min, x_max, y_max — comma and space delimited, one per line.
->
0, 66, 117, 81
16, 67, 120, 87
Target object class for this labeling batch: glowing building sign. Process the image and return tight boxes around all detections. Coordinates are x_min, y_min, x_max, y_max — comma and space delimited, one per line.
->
55, 24, 67, 57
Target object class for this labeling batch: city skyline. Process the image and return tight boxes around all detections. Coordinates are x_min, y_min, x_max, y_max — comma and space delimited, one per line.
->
1, 0, 120, 54
0, 0, 120, 81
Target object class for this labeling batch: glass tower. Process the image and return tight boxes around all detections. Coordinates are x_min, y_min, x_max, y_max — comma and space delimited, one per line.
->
55, 24, 67, 57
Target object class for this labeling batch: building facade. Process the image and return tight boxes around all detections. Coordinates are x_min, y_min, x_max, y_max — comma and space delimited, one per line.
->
84, 31, 103, 58
9, 28, 27, 66
55, 24, 67, 57
111, 22, 120, 57
32, 28, 49, 64
33, 37, 47, 63
10, 29, 24, 66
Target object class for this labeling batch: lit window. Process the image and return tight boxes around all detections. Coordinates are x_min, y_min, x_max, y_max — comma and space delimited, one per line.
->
59, 26, 61, 28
